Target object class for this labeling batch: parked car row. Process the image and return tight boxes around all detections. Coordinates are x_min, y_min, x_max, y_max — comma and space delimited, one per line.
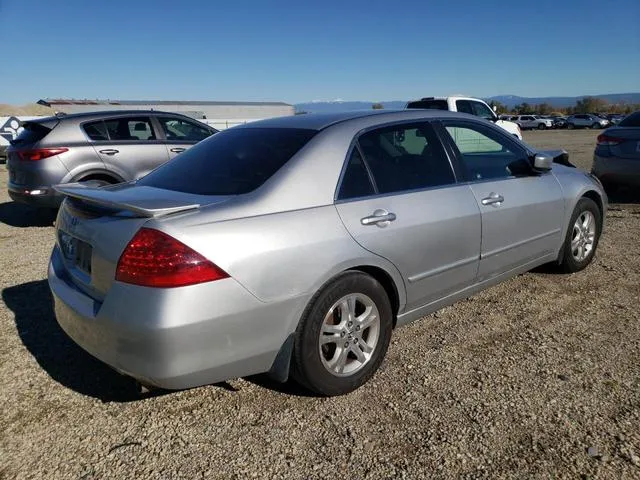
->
497, 113, 629, 130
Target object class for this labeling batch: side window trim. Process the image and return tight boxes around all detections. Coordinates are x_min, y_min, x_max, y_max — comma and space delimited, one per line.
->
438, 119, 531, 183
80, 119, 110, 142
355, 141, 379, 195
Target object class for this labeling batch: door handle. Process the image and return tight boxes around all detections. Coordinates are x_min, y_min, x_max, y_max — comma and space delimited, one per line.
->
170, 147, 186, 153
481, 192, 504, 206
99, 149, 119, 155
361, 209, 397, 227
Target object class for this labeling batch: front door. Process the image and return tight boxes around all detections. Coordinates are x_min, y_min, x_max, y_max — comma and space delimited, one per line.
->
334, 121, 481, 311
440, 120, 565, 281
155, 116, 214, 160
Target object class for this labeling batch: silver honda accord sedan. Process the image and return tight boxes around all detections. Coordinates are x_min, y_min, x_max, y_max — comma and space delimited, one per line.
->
48, 110, 607, 396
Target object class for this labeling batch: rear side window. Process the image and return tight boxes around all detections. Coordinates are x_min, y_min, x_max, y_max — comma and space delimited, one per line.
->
158, 117, 213, 142
10, 122, 52, 146
406, 99, 449, 110
139, 128, 316, 195
83, 121, 109, 141
619, 112, 640, 127
455, 100, 473, 115
104, 117, 156, 141
355, 123, 455, 194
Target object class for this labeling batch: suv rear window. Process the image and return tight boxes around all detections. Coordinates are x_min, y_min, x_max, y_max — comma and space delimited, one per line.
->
138, 127, 316, 195
406, 100, 448, 110
10, 121, 53, 146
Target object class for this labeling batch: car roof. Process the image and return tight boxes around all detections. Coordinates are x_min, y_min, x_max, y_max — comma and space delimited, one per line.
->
34, 109, 193, 124
236, 109, 464, 131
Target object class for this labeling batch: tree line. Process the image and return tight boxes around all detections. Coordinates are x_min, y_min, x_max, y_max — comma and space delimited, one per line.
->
488, 97, 640, 116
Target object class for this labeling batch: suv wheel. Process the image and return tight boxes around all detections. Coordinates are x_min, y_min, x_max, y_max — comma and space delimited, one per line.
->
567, 123, 575, 130
538, 123, 545, 130
591, 123, 599, 129
292, 271, 393, 396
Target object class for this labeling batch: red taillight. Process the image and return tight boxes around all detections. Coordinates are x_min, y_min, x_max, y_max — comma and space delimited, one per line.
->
17, 148, 69, 161
115, 228, 229, 288
597, 134, 623, 146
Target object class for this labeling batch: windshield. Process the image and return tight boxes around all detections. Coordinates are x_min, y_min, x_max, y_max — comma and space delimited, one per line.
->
138, 127, 317, 195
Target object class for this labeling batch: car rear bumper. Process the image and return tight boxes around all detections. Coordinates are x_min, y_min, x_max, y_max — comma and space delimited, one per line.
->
48, 247, 307, 389
8, 182, 62, 208
592, 155, 640, 186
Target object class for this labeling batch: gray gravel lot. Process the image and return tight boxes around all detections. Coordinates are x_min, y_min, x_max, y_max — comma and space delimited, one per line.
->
1, 129, 639, 479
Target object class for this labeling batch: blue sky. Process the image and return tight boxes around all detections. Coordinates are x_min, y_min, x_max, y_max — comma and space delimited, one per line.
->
1, 0, 638, 104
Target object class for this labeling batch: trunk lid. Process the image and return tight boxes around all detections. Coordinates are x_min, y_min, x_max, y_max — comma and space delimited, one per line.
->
54, 183, 233, 300
603, 127, 640, 159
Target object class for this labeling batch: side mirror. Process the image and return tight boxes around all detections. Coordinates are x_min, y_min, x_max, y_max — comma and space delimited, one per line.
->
531, 153, 553, 172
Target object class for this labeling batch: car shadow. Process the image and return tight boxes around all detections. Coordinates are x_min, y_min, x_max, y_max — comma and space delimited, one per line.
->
0, 202, 56, 228
3, 279, 313, 402
606, 186, 640, 206
2, 280, 143, 402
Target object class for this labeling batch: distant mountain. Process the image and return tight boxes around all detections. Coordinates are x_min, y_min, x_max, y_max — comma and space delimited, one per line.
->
487, 93, 640, 109
295, 93, 640, 113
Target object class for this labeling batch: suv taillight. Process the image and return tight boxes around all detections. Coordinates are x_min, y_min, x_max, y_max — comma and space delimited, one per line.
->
596, 134, 623, 146
17, 148, 68, 161
116, 228, 229, 288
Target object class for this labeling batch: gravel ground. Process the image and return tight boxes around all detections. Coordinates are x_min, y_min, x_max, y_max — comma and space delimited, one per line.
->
1, 129, 639, 479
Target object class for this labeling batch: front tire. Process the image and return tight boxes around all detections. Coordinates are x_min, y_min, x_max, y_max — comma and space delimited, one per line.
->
557, 197, 602, 273
538, 123, 546, 130
292, 271, 393, 396
567, 123, 575, 130
591, 123, 599, 129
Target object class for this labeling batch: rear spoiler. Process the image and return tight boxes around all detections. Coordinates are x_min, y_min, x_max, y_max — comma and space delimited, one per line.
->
54, 183, 200, 218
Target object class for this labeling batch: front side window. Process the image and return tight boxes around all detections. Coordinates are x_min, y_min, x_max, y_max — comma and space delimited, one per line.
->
104, 117, 155, 141
139, 128, 316, 195
158, 117, 213, 142
443, 122, 528, 181
354, 123, 455, 194
471, 101, 495, 120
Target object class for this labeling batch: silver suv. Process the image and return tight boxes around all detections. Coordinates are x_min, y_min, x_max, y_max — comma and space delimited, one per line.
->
512, 115, 554, 130
7, 110, 217, 208
566, 114, 609, 130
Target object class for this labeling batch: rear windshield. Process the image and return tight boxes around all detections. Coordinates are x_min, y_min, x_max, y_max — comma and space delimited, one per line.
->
406, 100, 449, 110
619, 112, 640, 127
10, 122, 52, 146
138, 127, 317, 195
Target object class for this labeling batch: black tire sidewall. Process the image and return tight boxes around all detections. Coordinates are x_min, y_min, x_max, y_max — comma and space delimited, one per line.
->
293, 272, 393, 396
560, 198, 602, 272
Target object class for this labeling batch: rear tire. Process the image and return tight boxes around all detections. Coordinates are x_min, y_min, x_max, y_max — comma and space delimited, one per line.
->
557, 197, 601, 273
292, 271, 393, 396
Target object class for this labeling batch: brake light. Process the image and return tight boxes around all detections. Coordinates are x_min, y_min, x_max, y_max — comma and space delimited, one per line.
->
116, 228, 229, 288
596, 134, 623, 146
17, 148, 68, 161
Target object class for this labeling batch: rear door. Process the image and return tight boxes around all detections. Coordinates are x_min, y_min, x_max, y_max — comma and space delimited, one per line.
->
439, 119, 564, 281
335, 121, 481, 311
155, 116, 215, 160
91, 116, 169, 181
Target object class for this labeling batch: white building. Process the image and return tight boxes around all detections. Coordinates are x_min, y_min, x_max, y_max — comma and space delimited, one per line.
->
38, 98, 295, 130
